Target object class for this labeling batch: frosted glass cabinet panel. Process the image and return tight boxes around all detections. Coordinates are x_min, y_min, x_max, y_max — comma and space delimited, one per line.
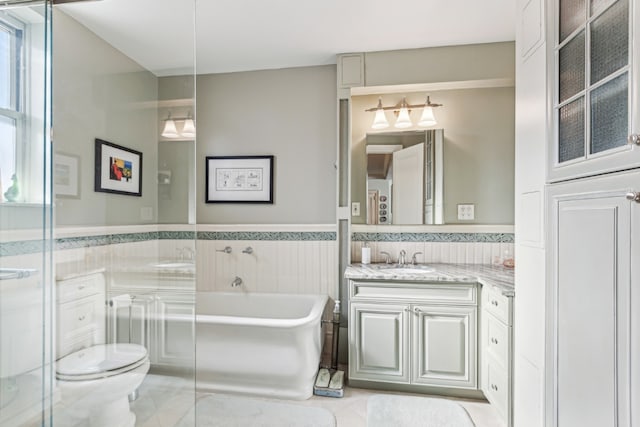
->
550, 0, 640, 182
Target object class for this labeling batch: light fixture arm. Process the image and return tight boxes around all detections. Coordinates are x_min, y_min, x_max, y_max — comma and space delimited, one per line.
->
365, 98, 443, 112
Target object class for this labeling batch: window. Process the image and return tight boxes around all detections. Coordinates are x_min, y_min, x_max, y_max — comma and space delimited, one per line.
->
0, 12, 24, 201
555, 0, 630, 164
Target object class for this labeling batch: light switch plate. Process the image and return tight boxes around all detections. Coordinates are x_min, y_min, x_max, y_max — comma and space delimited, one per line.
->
457, 204, 475, 220
140, 206, 153, 221
351, 202, 361, 217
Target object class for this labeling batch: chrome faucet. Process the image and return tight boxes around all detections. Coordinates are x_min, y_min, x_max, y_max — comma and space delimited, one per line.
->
231, 276, 243, 287
380, 251, 392, 264
182, 247, 194, 261
398, 250, 407, 265
411, 252, 423, 265
242, 246, 254, 254
216, 246, 232, 254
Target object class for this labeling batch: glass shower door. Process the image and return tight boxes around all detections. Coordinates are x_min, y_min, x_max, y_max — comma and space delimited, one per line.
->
0, 0, 53, 426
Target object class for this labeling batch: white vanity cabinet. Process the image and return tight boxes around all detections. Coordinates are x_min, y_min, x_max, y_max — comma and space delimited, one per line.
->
107, 271, 195, 370
56, 272, 106, 359
348, 280, 478, 392
481, 285, 513, 427
155, 293, 196, 367
107, 293, 154, 360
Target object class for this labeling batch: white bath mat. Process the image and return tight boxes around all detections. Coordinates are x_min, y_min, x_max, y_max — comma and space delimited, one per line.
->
176, 394, 336, 427
367, 394, 476, 427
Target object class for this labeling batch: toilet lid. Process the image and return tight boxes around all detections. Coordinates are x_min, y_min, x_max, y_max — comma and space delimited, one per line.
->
56, 343, 148, 379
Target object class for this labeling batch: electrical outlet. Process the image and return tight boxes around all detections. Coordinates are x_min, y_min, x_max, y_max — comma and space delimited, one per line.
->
457, 204, 475, 220
351, 202, 361, 217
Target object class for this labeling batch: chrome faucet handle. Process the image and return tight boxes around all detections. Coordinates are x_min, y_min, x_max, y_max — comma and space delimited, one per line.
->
216, 246, 232, 254
182, 247, 195, 261
380, 251, 392, 264
231, 276, 243, 287
411, 252, 423, 265
242, 246, 253, 254
399, 249, 407, 265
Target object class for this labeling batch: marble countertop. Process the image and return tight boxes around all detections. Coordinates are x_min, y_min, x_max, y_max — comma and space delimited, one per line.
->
344, 263, 514, 296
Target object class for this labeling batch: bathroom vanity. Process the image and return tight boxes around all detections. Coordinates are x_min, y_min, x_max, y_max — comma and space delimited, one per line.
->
107, 261, 195, 370
345, 263, 514, 426
56, 260, 196, 371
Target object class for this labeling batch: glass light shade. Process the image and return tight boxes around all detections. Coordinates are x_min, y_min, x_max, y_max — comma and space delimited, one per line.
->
161, 119, 179, 138
181, 118, 196, 138
371, 108, 389, 129
418, 106, 437, 127
394, 105, 412, 128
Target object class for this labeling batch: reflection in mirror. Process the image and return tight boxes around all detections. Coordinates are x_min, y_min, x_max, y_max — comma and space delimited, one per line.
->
352, 87, 515, 226
366, 130, 444, 225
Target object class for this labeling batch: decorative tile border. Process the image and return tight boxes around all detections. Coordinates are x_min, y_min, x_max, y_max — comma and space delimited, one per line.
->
0, 239, 50, 257
5, 230, 514, 256
158, 231, 197, 240
1, 230, 336, 257
197, 231, 336, 241
352, 232, 515, 243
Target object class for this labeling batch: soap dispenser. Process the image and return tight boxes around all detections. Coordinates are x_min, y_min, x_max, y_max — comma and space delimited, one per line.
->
361, 242, 371, 264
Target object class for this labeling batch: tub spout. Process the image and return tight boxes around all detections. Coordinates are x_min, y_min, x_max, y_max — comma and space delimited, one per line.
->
231, 276, 243, 287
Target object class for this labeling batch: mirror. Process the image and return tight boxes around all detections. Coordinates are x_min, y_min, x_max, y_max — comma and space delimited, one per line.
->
351, 87, 515, 225
366, 130, 444, 225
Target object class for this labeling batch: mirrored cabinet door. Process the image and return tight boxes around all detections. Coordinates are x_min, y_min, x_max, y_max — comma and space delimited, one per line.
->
549, 0, 640, 182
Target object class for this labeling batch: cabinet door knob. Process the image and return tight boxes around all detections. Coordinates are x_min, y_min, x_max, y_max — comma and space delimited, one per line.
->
413, 307, 421, 314
628, 134, 640, 146
492, 300, 498, 306
491, 337, 498, 344
491, 384, 498, 391
626, 192, 640, 203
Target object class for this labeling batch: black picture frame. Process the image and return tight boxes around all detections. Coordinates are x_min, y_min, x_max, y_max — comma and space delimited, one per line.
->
94, 138, 143, 197
205, 155, 274, 203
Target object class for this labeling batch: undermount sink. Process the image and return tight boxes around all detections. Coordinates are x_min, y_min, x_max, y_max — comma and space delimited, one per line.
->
151, 261, 194, 269
373, 264, 435, 274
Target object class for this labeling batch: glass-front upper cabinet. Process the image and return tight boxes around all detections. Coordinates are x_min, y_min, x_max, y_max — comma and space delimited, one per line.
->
549, 0, 640, 182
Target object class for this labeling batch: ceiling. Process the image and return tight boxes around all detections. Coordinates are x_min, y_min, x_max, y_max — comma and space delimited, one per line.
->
59, 0, 516, 76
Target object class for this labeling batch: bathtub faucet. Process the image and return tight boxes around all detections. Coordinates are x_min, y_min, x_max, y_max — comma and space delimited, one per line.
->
242, 247, 253, 254
231, 276, 243, 287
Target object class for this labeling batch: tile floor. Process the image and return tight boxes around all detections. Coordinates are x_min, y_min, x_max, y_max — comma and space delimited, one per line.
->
131, 373, 507, 427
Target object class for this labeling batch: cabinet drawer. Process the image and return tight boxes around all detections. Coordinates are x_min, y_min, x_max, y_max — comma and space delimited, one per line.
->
351, 281, 477, 305
485, 357, 509, 421
57, 294, 105, 358
57, 273, 104, 304
484, 287, 511, 325
486, 314, 510, 368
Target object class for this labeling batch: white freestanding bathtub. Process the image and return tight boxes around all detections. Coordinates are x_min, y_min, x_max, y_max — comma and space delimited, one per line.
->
195, 292, 328, 400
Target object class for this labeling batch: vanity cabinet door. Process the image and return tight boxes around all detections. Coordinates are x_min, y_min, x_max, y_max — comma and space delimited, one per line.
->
349, 302, 410, 383
107, 293, 154, 361
547, 170, 636, 427
155, 293, 195, 368
411, 305, 477, 389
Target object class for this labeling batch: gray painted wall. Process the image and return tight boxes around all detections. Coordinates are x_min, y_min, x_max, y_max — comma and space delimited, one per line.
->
363, 42, 515, 87
53, 10, 159, 226
196, 65, 337, 224
351, 87, 515, 225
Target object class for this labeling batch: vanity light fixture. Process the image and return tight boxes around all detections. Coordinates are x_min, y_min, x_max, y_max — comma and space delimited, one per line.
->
161, 111, 196, 139
394, 98, 412, 129
366, 95, 442, 130
371, 98, 390, 129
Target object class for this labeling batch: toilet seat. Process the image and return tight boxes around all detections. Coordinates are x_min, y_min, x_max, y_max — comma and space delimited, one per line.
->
56, 343, 148, 381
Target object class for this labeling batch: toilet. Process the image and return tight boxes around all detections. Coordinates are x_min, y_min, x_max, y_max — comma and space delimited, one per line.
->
55, 270, 149, 427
